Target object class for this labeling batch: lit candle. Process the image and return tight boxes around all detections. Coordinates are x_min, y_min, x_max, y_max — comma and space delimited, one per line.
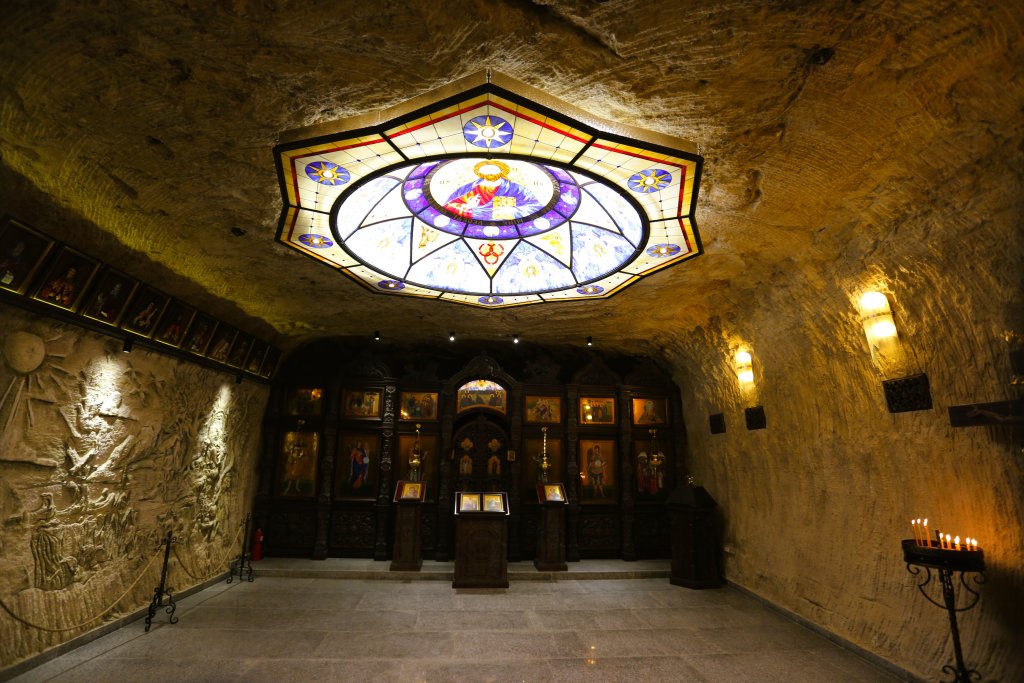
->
954, 535, 961, 551
922, 519, 929, 547
911, 520, 920, 545
945, 534, 952, 549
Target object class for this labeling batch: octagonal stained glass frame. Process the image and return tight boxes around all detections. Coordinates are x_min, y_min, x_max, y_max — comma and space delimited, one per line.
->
274, 71, 703, 308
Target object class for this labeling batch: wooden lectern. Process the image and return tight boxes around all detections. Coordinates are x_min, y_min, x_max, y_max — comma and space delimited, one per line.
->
390, 481, 426, 572
453, 492, 509, 588
534, 483, 568, 571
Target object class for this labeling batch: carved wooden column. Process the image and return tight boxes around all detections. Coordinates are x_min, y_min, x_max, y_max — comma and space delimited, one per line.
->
435, 387, 456, 561
313, 390, 340, 560
374, 383, 397, 560
565, 385, 580, 562
619, 388, 636, 561
507, 384, 523, 561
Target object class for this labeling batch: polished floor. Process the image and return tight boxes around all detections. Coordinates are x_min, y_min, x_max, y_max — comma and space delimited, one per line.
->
10, 560, 899, 683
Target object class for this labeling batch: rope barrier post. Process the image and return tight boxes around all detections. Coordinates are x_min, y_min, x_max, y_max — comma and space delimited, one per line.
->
227, 513, 255, 584
145, 530, 178, 632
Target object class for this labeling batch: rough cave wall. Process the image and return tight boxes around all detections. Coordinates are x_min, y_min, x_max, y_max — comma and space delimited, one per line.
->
0, 303, 269, 670
664, 204, 1023, 680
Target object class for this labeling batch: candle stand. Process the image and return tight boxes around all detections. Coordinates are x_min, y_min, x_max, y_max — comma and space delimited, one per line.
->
227, 513, 255, 584
902, 540, 985, 683
144, 530, 178, 632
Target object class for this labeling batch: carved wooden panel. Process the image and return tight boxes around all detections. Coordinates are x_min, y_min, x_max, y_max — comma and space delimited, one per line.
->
453, 515, 508, 588
633, 505, 671, 559
519, 506, 540, 560
420, 507, 437, 552
329, 509, 376, 550
267, 509, 316, 555
578, 512, 620, 555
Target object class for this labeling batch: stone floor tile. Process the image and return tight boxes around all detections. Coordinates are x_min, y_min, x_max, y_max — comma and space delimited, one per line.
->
6, 563, 903, 683
314, 630, 455, 660
244, 657, 407, 683
42, 657, 255, 683
547, 655, 706, 683
406, 659, 554, 683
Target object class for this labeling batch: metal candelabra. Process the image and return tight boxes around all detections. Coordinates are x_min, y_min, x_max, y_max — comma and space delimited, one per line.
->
145, 530, 178, 632
227, 513, 255, 584
902, 539, 986, 682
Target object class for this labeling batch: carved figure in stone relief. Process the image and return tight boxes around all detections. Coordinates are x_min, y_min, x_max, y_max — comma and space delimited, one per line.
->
28, 494, 77, 590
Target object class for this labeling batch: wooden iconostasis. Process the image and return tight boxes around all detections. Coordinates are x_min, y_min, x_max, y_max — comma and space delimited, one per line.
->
253, 339, 687, 562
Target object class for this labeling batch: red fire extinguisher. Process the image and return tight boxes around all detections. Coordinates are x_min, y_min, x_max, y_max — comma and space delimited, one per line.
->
251, 528, 264, 561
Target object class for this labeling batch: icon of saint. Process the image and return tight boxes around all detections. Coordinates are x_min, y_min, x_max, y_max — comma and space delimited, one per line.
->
40, 267, 78, 306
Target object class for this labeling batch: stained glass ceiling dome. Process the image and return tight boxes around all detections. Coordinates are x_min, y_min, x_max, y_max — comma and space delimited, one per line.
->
274, 71, 703, 308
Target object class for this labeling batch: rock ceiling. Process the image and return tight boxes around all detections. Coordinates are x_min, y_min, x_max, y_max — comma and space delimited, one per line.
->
1, 1, 1021, 359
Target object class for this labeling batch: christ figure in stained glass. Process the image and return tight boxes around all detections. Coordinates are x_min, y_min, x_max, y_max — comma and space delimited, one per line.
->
443, 160, 542, 221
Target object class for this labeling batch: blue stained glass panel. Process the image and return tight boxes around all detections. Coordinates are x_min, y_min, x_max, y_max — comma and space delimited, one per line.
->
416, 205, 466, 236
570, 223, 636, 282
517, 209, 569, 237
345, 218, 413, 276
492, 242, 576, 294
364, 183, 411, 226
463, 223, 520, 240
406, 240, 490, 293
408, 162, 438, 180
336, 176, 401, 240
583, 183, 642, 245
554, 183, 581, 218
570, 186, 618, 231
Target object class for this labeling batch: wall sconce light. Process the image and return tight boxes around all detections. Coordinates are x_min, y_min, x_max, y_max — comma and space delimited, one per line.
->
586, 336, 593, 347
858, 289, 932, 413
449, 332, 456, 342
735, 350, 754, 385
373, 330, 381, 341
858, 291, 904, 376
122, 337, 134, 353
512, 334, 519, 344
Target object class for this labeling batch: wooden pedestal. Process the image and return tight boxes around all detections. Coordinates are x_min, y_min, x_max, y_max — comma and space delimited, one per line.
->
534, 504, 567, 571
390, 501, 423, 572
668, 485, 722, 589
453, 513, 508, 588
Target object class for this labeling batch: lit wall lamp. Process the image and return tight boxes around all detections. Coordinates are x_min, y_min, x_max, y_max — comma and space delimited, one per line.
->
735, 350, 754, 385
857, 289, 931, 413
735, 348, 766, 430
858, 291, 903, 376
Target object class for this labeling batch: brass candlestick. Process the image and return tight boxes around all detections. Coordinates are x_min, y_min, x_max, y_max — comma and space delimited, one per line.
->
409, 423, 422, 482
648, 429, 664, 487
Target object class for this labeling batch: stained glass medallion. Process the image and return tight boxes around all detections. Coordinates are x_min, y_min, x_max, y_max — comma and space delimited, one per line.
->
275, 71, 703, 307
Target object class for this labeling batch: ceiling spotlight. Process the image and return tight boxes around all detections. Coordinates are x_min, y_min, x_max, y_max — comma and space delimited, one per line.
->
449, 332, 456, 342
586, 336, 593, 347
373, 330, 381, 341
122, 337, 134, 353
513, 335, 519, 344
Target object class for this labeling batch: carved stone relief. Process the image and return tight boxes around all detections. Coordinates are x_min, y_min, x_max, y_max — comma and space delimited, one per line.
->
0, 305, 269, 668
